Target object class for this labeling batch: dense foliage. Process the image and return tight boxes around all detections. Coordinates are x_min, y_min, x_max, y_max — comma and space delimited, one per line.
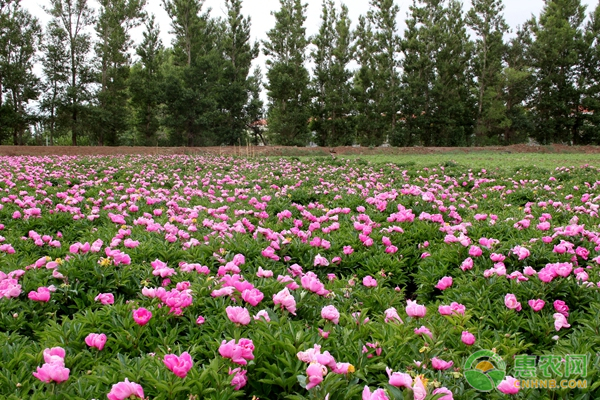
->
1, 155, 600, 399
1, 0, 600, 146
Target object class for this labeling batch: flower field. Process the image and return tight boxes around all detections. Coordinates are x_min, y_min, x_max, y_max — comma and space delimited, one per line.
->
1, 154, 599, 400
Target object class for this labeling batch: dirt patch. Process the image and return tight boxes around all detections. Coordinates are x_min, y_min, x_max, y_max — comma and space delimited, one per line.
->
1, 144, 599, 157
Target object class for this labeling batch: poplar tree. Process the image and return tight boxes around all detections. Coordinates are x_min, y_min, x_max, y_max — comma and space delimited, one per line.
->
263, 0, 311, 146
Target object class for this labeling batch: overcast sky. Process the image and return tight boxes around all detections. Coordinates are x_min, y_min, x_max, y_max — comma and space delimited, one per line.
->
25, 0, 599, 85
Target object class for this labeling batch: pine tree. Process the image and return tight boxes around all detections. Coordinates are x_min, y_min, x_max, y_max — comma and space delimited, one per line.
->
93, 0, 145, 145
401, 0, 474, 146
129, 15, 164, 146
353, 15, 384, 145
529, 0, 587, 144
368, 0, 401, 145
581, 3, 600, 143
245, 66, 266, 145
40, 22, 70, 145
218, 0, 259, 145
467, 0, 509, 144
499, 25, 535, 143
263, 0, 311, 146
162, 0, 222, 146
46, 0, 94, 146
311, 0, 354, 146
0, 1, 41, 145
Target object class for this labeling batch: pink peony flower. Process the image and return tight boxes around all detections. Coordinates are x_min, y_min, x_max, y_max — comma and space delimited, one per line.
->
229, 367, 248, 390
435, 276, 453, 290
132, 307, 152, 326
553, 313, 571, 331
528, 299, 545, 312
107, 378, 145, 400
196, 315, 205, 325
414, 326, 433, 339
85, 333, 107, 351
273, 288, 297, 315
362, 386, 389, 400
386, 367, 412, 388
460, 257, 473, 271
432, 387, 454, 400
306, 362, 327, 389
504, 294, 522, 311
219, 338, 255, 365
241, 288, 264, 307
497, 376, 520, 394
163, 352, 193, 378
384, 307, 403, 323
468, 245, 483, 257
461, 331, 475, 346
431, 357, 454, 370
32, 362, 70, 384
412, 375, 427, 400
28, 287, 51, 302
362, 275, 377, 287
553, 300, 569, 317
43, 347, 66, 365
95, 293, 114, 305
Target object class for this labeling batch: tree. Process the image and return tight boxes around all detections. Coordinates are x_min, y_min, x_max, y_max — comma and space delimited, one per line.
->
46, 0, 94, 146
580, 2, 600, 143
467, 0, 509, 144
367, 0, 401, 145
529, 0, 587, 144
0, 1, 42, 145
218, 0, 259, 145
263, 0, 311, 146
311, 0, 354, 146
497, 25, 535, 144
353, 15, 385, 146
161, 0, 222, 146
129, 15, 164, 146
93, 0, 145, 145
40, 21, 70, 145
245, 66, 266, 145
400, 0, 474, 147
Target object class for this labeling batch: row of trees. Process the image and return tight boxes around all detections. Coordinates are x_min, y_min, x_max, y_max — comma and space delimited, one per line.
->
1, 0, 599, 147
